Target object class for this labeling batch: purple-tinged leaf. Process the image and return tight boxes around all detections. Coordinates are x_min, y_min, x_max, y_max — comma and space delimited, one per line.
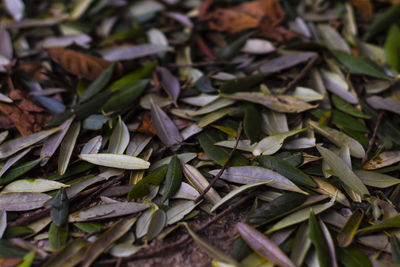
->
237, 223, 295, 267
157, 67, 180, 106
164, 12, 193, 28
366, 96, 400, 115
100, 44, 172, 61
150, 97, 182, 150
259, 52, 316, 73
36, 34, 92, 49
0, 192, 52, 211
0, 29, 13, 59
3, 0, 25, 21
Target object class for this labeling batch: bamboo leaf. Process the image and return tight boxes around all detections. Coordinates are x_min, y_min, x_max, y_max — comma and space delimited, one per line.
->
308, 211, 332, 267
253, 129, 306, 156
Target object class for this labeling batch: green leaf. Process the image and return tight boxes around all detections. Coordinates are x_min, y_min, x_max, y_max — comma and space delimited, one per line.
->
244, 103, 261, 144
247, 192, 308, 225
308, 211, 331, 267
337, 245, 372, 267
363, 3, 400, 41
331, 95, 370, 119
49, 222, 69, 251
108, 61, 156, 91
311, 109, 369, 132
51, 188, 69, 226
102, 79, 149, 112
357, 215, 400, 235
42, 238, 89, 267
0, 158, 43, 186
220, 73, 270, 94
0, 239, 28, 258
80, 63, 114, 103
82, 217, 137, 267
17, 250, 35, 267
257, 155, 317, 188
385, 24, 400, 72
162, 155, 183, 203
58, 121, 81, 175
217, 31, 254, 60
4, 226, 34, 238
128, 165, 168, 199
146, 209, 166, 241
74, 222, 104, 233
331, 50, 388, 79
391, 236, 400, 264
108, 116, 129, 154
354, 170, 400, 188
316, 145, 369, 196
337, 209, 364, 247
211, 181, 270, 213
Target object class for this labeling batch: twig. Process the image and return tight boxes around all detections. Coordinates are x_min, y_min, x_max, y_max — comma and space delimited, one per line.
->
280, 54, 319, 94
362, 111, 384, 165
168, 61, 233, 68
98, 192, 255, 264
194, 121, 243, 203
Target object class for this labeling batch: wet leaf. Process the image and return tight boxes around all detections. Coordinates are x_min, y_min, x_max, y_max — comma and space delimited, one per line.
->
237, 223, 295, 267
79, 153, 150, 170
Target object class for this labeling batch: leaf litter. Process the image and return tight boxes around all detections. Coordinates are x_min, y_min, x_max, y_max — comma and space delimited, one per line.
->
0, 0, 400, 266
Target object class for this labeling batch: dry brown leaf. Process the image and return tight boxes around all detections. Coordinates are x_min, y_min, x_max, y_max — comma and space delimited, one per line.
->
351, 0, 374, 21
207, 0, 295, 42
137, 112, 156, 135
0, 90, 51, 136
0, 258, 23, 267
47, 48, 111, 81
17, 61, 48, 80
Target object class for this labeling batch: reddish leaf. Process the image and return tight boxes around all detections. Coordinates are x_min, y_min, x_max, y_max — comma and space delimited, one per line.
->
47, 48, 112, 81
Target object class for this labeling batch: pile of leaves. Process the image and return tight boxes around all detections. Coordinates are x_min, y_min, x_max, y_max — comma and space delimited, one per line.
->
1, 0, 400, 266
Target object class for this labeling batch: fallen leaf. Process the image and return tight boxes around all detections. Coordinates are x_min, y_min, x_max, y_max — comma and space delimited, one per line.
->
47, 48, 112, 81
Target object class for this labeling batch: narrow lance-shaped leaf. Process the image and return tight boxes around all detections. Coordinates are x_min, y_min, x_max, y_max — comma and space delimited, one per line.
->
316, 145, 369, 196
162, 155, 182, 203
337, 209, 364, 247
150, 96, 182, 150
108, 116, 129, 154
0, 210, 6, 239
0, 158, 42, 186
51, 188, 69, 226
49, 223, 68, 251
80, 63, 114, 103
211, 181, 271, 213
253, 128, 306, 156
0, 128, 59, 159
244, 103, 261, 144
157, 67, 180, 106
237, 223, 295, 267
357, 215, 400, 235
257, 155, 317, 188
42, 238, 89, 267
0, 192, 52, 211
2, 179, 68, 193
0, 148, 31, 178
58, 121, 81, 175
79, 153, 150, 170
308, 211, 332, 267
40, 116, 74, 166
